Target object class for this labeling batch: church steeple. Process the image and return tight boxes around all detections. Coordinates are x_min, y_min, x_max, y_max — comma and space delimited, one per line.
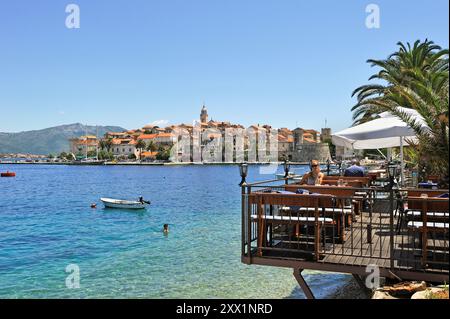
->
200, 104, 208, 123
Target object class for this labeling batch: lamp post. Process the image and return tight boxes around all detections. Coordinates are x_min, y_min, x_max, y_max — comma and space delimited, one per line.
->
239, 162, 248, 187
387, 161, 398, 189
283, 159, 290, 184
239, 162, 249, 258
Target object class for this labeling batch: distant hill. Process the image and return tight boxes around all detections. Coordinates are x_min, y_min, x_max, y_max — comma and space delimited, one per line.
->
0, 123, 126, 155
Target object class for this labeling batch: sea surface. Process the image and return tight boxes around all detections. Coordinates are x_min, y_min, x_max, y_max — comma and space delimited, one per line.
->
0, 164, 351, 298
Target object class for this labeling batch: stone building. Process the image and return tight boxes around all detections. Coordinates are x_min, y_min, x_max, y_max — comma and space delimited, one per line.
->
290, 127, 331, 163
69, 135, 98, 157
111, 138, 138, 158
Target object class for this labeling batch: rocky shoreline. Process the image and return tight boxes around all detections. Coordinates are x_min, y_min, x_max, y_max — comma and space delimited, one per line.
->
326, 277, 369, 299
325, 278, 449, 299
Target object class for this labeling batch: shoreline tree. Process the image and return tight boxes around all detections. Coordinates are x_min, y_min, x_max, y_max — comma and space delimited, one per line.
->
351, 40, 449, 186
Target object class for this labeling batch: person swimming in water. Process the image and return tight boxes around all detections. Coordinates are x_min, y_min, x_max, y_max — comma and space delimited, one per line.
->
163, 224, 169, 234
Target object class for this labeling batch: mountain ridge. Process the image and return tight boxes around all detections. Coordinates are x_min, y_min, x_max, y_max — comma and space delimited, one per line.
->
0, 123, 126, 155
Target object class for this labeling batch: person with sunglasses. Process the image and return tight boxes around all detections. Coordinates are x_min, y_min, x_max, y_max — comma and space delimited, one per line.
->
299, 159, 324, 185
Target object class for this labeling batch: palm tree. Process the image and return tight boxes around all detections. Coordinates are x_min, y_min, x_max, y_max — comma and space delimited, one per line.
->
104, 138, 113, 152
146, 141, 157, 152
135, 139, 146, 160
382, 78, 449, 185
351, 40, 448, 125
99, 140, 107, 151
351, 39, 449, 185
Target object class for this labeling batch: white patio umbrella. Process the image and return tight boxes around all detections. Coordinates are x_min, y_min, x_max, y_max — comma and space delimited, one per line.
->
332, 107, 428, 186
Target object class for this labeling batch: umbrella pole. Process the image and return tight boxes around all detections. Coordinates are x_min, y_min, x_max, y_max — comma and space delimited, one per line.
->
400, 137, 404, 187
376, 148, 387, 159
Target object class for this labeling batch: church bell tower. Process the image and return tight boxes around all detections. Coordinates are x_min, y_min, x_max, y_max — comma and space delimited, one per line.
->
200, 104, 208, 123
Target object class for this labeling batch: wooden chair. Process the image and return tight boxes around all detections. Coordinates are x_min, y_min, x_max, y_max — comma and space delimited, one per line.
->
406, 196, 449, 267
284, 185, 357, 240
248, 192, 336, 260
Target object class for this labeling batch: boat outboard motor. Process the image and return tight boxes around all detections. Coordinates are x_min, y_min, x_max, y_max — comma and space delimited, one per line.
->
139, 196, 151, 205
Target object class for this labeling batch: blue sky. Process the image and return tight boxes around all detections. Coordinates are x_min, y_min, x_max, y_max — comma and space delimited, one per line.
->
0, 0, 448, 133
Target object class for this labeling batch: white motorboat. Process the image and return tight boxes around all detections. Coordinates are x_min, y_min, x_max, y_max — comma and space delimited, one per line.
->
276, 172, 298, 180
100, 197, 150, 209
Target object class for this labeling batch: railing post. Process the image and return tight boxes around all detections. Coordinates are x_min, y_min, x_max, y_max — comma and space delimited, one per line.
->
367, 189, 373, 244
367, 224, 372, 244
421, 199, 428, 267
389, 188, 395, 270
247, 186, 252, 263
314, 197, 320, 261
257, 195, 264, 257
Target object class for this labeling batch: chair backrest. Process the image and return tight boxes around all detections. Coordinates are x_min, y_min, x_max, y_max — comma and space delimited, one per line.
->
320, 176, 370, 184
249, 192, 336, 208
285, 184, 356, 199
407, 196, 449, 213
407, 189, 449, 198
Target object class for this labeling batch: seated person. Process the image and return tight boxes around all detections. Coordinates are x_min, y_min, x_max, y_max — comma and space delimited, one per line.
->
299, 160, 324, 185
344, 159, 365, 177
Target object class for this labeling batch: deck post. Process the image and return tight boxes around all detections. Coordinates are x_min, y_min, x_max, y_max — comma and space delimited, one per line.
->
293, 268, 315, 299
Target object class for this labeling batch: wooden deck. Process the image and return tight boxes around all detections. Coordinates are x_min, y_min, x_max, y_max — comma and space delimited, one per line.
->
244, 195, 449, 282
321, 211, 448, 273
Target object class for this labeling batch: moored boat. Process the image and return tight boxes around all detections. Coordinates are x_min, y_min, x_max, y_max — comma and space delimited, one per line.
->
276, 172, 298, 180
100, 197, 150, 209
1, 171, 16, 177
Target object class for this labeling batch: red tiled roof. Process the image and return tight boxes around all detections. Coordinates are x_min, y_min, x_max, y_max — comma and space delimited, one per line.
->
137, 134, 158, 140
303, 137, 317, 143
107, 132, 127, 135
304, 129, 319, 134
157, 133, 175, 138
111, 138, 122, 145
111, 138, 133, 145
277, 135, 294, 143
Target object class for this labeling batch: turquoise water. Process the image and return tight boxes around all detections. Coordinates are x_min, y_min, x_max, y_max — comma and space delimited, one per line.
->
0, 164, 350, 298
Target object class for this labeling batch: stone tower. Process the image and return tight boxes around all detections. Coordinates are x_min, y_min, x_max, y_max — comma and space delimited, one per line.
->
321, 128, 331, 142
200, 104, 208, 123
292, 128, 304, 148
